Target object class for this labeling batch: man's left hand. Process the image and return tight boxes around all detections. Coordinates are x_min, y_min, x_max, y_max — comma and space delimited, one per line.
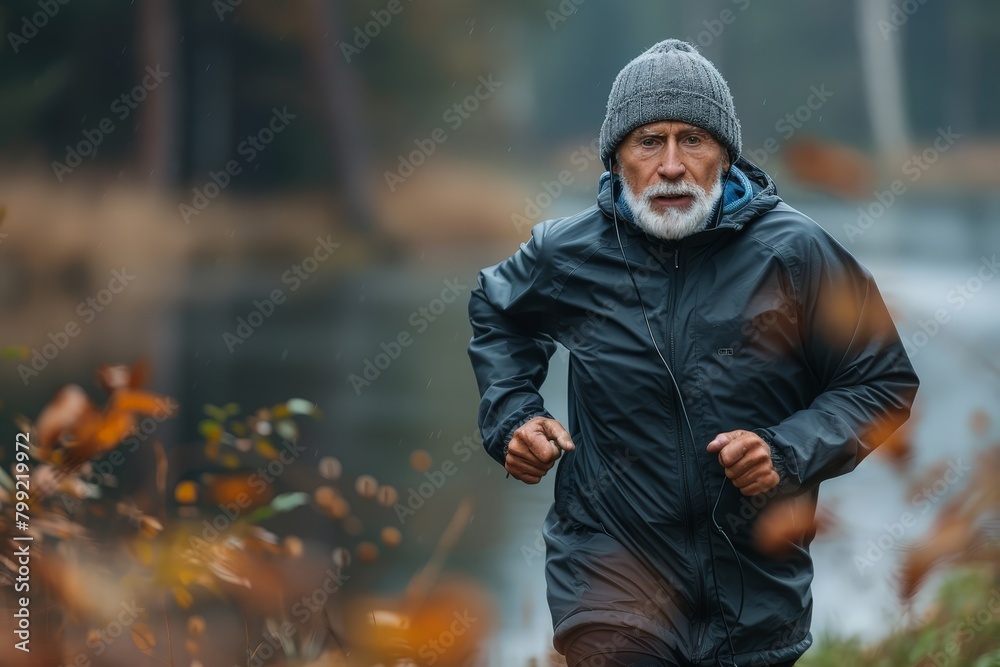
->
707, 430, 780, 496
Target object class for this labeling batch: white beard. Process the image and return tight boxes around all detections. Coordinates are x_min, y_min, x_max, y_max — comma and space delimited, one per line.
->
620, 169, 724, 241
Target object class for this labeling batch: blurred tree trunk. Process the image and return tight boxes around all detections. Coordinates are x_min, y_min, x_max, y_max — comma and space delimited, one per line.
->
945, 7, 978, 134
137, 0, 180, 190
189, 5, 234, 181
302, 0, 375, 237
855, 0, 911, 166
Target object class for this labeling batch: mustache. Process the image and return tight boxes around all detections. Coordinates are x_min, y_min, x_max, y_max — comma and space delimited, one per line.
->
640, 180, 705, 201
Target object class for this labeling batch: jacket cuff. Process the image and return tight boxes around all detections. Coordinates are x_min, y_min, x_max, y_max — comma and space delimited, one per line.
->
493, 407, 554, 466
753, 427, 800, 493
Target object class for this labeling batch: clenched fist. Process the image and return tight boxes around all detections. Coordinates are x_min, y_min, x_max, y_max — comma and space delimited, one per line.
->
707, 429, 780, 496
505, 416, 576, 484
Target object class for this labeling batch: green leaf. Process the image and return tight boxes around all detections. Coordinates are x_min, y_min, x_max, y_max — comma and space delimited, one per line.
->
909, 630, 943, 664
197, 419, 221, 438
2, 345, 29, 359
246, 492, 309, 523
974, 649, 1000, 667
0, 466, 14, 492
203, 404, 228, 422
286, 398, 320, 417
275, 420, 298, 441
246, 506, 274, 523
271, 491, 309, 512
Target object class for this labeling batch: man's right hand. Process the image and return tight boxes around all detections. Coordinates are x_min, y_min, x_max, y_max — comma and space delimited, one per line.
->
505, 416, 576, 484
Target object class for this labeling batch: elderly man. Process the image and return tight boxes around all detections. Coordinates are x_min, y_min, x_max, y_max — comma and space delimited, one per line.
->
467, 39, 918, 666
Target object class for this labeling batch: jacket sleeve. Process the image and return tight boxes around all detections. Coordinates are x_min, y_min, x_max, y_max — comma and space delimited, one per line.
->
753, 231, 919, 490
467, 223, 559, 466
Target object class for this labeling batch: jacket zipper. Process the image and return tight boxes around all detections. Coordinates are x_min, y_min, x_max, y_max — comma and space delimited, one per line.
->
667, 246, 708, 657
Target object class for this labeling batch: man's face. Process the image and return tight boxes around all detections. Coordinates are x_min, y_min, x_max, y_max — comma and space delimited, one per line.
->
614, 120, 730, 240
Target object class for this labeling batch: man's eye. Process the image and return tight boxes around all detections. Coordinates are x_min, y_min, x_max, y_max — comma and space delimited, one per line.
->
684, 136, 702, 145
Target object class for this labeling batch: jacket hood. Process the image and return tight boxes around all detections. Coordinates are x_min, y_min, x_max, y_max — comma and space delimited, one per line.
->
596, 156, 781, 240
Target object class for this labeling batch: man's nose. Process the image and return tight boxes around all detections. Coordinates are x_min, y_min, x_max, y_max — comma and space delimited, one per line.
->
656, 142, 686, 180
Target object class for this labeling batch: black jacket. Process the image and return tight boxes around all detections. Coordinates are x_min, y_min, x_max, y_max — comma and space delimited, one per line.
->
467, 158, 919, 665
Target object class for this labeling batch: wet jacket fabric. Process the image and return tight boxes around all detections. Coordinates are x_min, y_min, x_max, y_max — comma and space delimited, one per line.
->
466, 158, 919, 666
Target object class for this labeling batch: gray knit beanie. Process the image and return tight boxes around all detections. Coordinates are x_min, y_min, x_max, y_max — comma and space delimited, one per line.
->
599, 39, 742, 166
